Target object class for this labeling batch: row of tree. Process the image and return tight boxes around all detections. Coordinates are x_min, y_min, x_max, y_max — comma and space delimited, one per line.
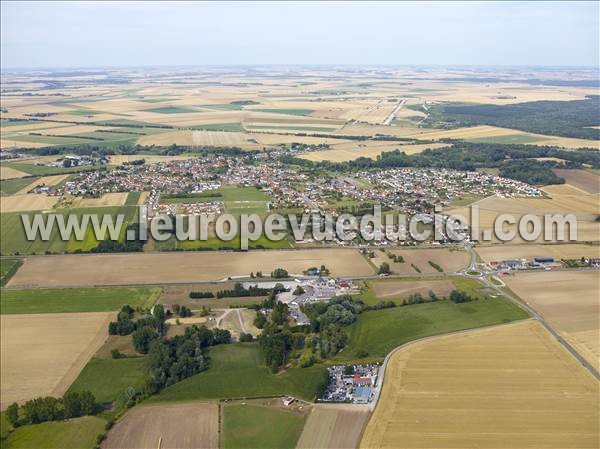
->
6, 391, 97, 427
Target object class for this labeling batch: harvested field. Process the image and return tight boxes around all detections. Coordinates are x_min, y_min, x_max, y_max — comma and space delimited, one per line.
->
0, 311, 112, 409
102, 402, 219, 449
504, 270, 599, 371
553, 169, 600, 193
71, 192, 128, 208
159, 283, 268, 308
372, 279, 455, 299
0, 193, 58, 212
475, 243, 600, 263
298, 142, 449, 162
449, 192, 600, 243
361, 321, 599, 449
137, 130, 259, 149
0, 166, 29, 180
370, 248, 470, 274
296, 404, 369, 449
8, 249, 374, 287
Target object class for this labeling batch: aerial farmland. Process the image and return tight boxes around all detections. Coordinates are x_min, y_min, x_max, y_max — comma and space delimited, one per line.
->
1, 2, 599, 449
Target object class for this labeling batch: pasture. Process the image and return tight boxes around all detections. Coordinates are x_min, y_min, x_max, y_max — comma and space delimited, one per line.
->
504, 270, 599, 371
0, 286, 160, 314
360, 321, 599, 449
4, 416, 106, 449
67, 357, 148, 404
337, 297, 529, 361
8, 248, 374, 287
296, 405, 369, 449
0, 311, 112, 409
223, 400, 308, 449
0, 258, 23, 287
103, 402, 218, 449
152, 343, 327, 402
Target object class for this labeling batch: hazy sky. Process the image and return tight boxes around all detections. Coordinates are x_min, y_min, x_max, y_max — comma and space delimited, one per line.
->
1, 1, 598, 68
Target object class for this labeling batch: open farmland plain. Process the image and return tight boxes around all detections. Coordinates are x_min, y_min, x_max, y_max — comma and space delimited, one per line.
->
504, 270, 599, 371
102, 402, 219, 449
361, 321, 599, 449
0, 311, 112, 409
7, 249, 374, 287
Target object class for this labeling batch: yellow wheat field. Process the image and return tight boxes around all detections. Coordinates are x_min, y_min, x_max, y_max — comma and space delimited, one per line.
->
361, 320, 599, 449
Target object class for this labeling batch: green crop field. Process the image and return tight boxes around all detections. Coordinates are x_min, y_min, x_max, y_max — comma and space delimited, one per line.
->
336, 298, 529, 361
246, 125, 338, 132
223, 403, 306, 449
67, 357, 148, 404
0, 286, 160, 314
0, 177, 37, 195
0, 205, 138, 255
151, 343, 328, 402
466, 134, 544, 144
254, 108, 315, 116
2, 162, 102, 176
146, 106, 198, 114
0, 258, 23, 287
124, 191, 141, 205
63, 109, 102, 116
201, 103, 245, 111
190, 123, 244, 132
3, 416, 105, 449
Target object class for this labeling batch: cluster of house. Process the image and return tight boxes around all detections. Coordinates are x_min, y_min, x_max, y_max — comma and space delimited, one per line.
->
44, 154, 109, 168
359, 168, 543, 212
321, 365, 379, 404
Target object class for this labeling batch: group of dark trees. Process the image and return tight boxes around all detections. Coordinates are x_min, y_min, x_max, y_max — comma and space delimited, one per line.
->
171, 303, 192, 318
270, 268, 289, 278
91, 223, 145, 253
145, 325, 231, 393
215, 282, 270, 299
6, 391, 97, 428
108, 304, 165, 343
416, 96, 600, 140
283, 141, 599, 186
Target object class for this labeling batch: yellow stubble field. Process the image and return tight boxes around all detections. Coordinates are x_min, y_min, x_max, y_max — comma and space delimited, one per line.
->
360, 320, 599, 449
503, 270, 599, 372
1, 312, 113, 409
8, 249, 375, 287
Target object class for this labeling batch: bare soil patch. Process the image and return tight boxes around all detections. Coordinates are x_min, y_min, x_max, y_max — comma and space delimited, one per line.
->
102, 402, 219, 449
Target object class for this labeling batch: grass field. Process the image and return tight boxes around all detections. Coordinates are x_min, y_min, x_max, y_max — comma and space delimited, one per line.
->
124, 191, 142, 205
0, 205, 138, 255
1, 312, 112, 408
0, 176, 38, 195
146, 106, 198, 114
254, 108, 315, 116
3, 416, 106, 449
223, 402, 307, 449
151, 343, 328, 402
336, 297, 529, 361
2, 161, 102, 176
190, 122, 244, 132
0, 258, 23, 287
67, 357, 148, 404
103, 402, 218, 449
361, 321, 599, 449
0, 287, 160, 314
